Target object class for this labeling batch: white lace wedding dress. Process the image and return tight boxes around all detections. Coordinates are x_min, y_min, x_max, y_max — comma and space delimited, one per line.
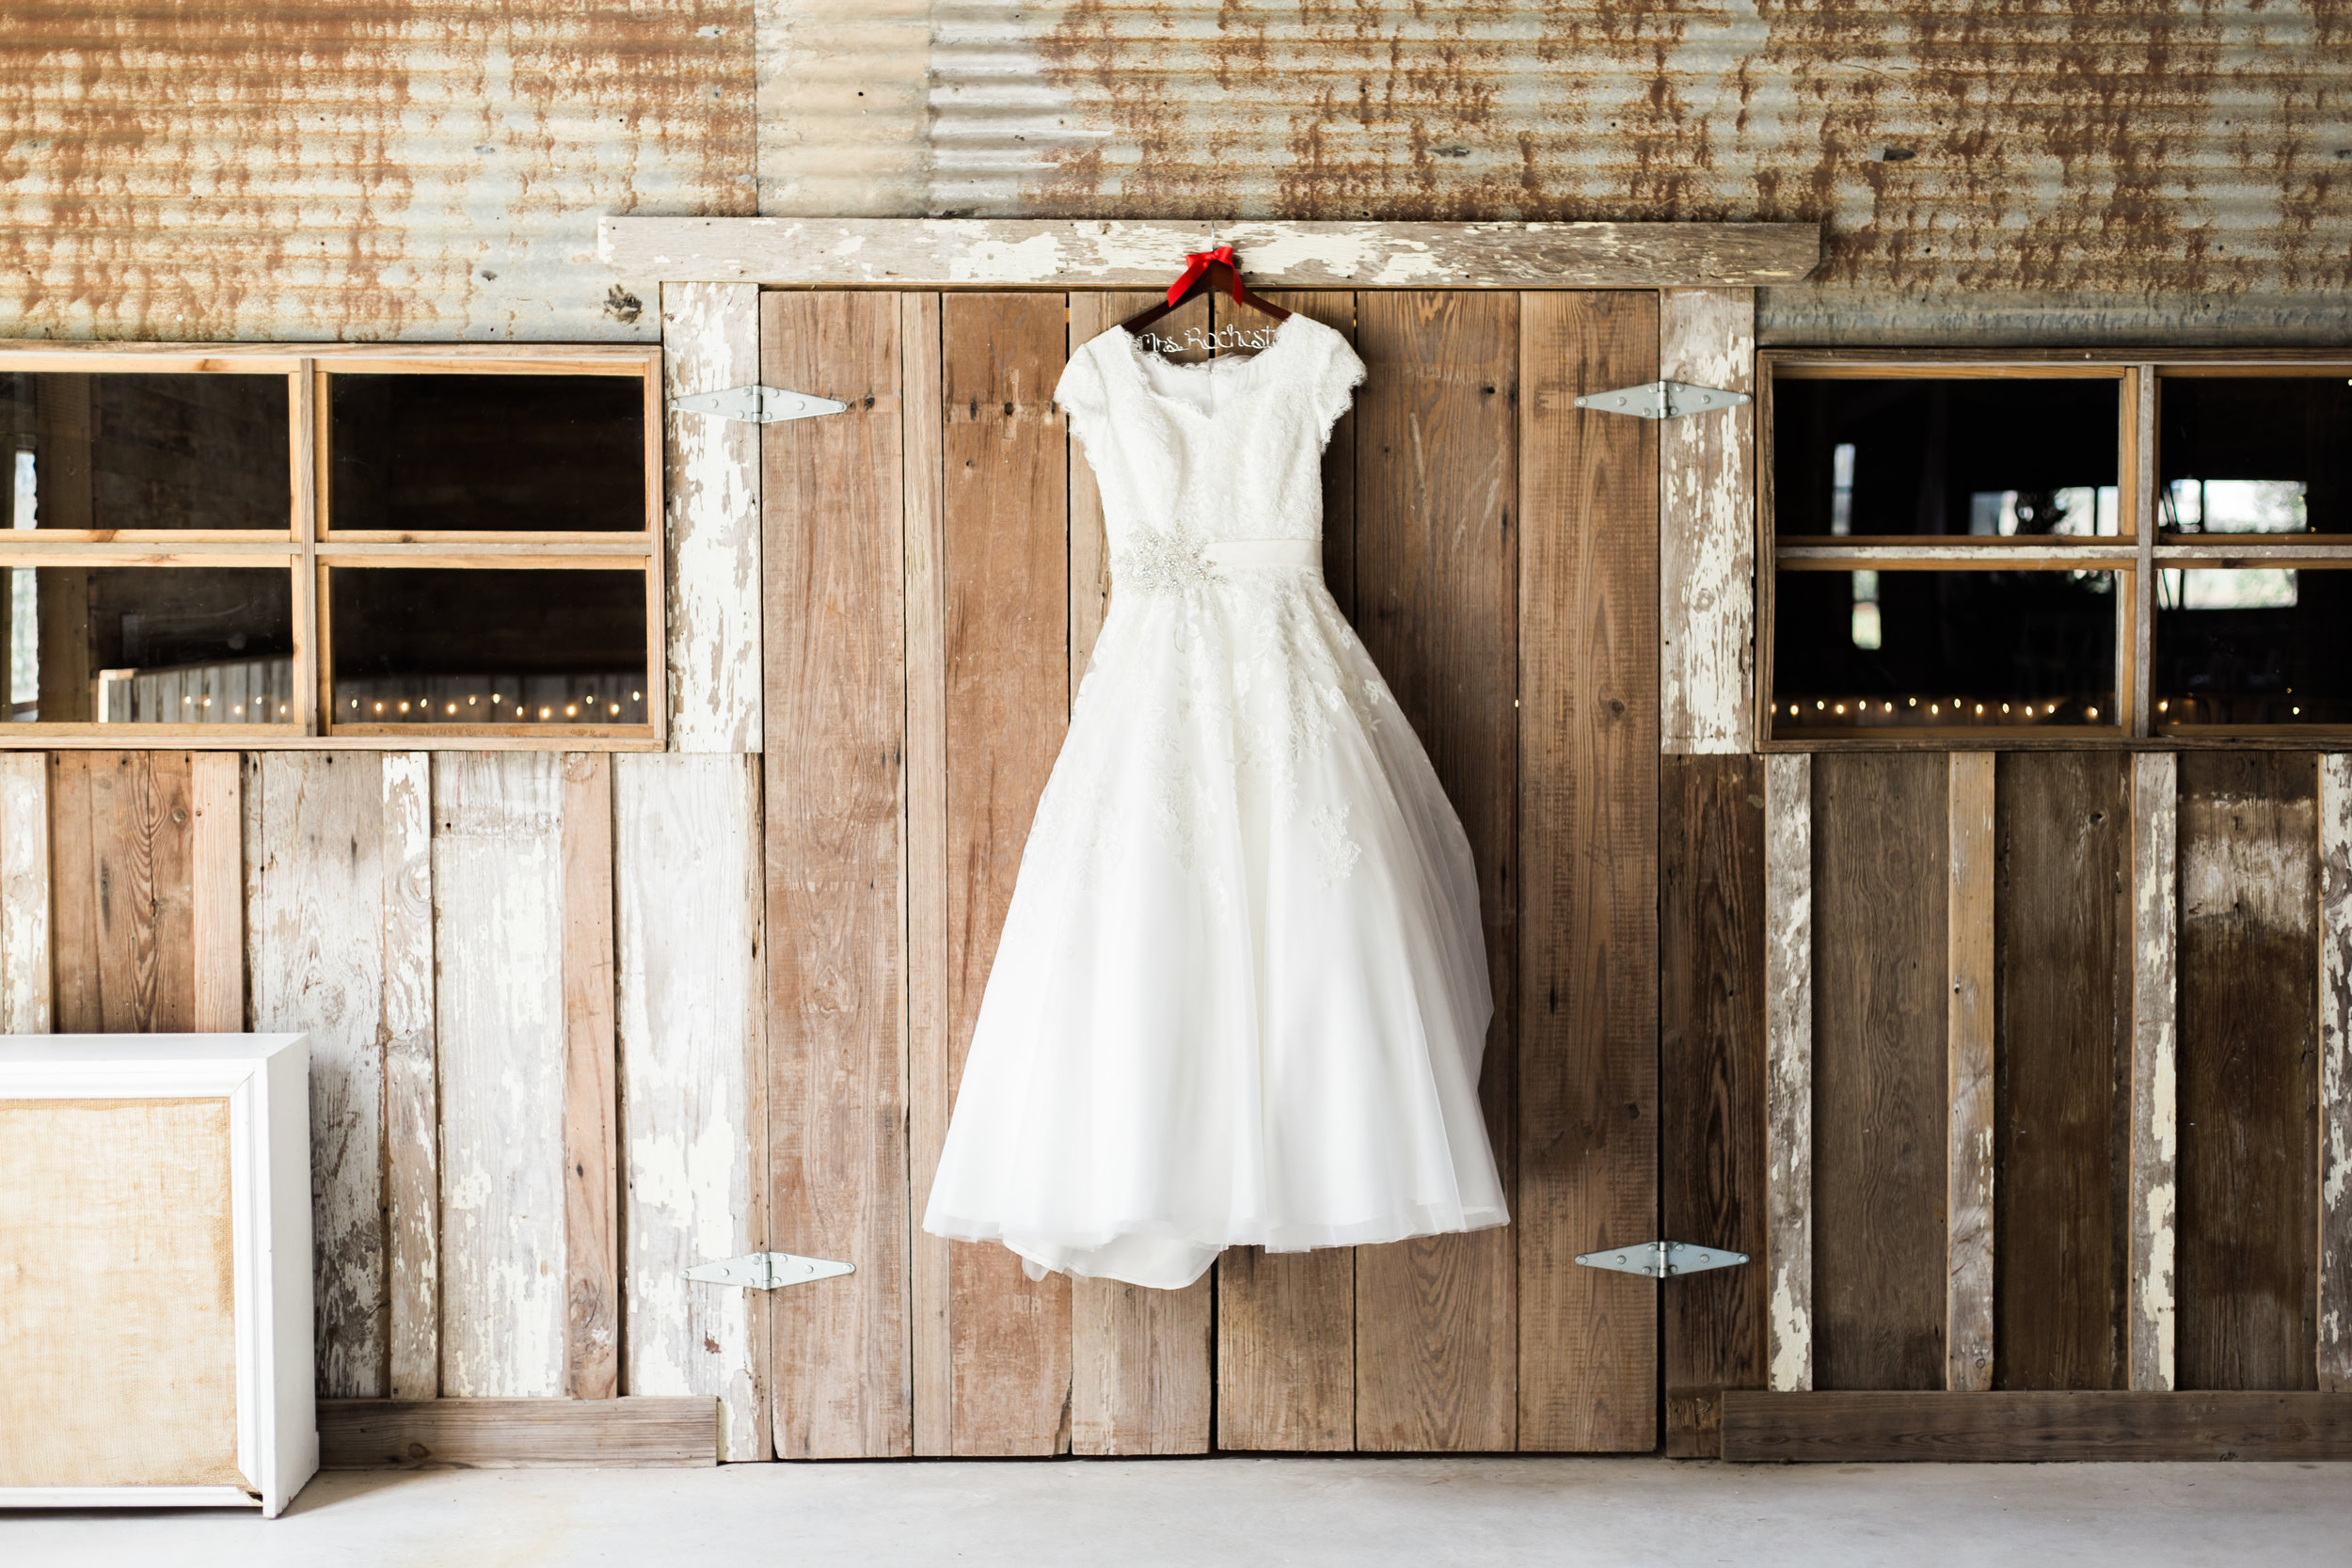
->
921, 314, 1508, 1290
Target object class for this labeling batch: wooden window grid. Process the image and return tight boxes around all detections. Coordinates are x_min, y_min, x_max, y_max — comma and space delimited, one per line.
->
1758, 348, 2352, 749
0, 343, 664, 749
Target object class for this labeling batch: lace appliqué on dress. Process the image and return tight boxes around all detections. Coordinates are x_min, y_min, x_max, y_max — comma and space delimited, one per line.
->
1309, 802, 1362, 888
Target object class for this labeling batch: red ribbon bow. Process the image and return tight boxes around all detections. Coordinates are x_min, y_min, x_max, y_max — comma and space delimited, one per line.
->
1167, 245, 1243, 308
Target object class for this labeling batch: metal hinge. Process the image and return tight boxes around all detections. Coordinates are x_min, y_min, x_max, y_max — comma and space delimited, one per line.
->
1574, 1240, 1749, 1278
669, 385, 850, 424
1573, 381, 1751, 420
684, 1252, 855, 1290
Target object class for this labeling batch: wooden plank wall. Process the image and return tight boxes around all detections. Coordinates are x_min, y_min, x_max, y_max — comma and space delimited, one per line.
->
8, 749, 769, 1453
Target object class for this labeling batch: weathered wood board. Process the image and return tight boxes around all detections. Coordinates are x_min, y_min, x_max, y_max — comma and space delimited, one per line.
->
1658, 289, 1756, 755
1811, 752, 1947, 1392
604, 218, 1822, 290
1514, 289, 1660, 1452
2129, 751, 2180, 1392
1946, 752, 1995, 1394
1724, 1390, 2352, 1463
2177, 752, 2318, 1391
49, 752, 197, 1034
1661, 754, 1767, 1455
1351, 289, 1519, 1454
0, 752, 53, 1034
318, 1398, 718, 1469
432, 752, 567, 1399
1763, 752, 1814, 1394
614, 753, 766, 1461
1995, 752, 2132, 1391
761, 288, 913, 1459
661, 280, 763, 754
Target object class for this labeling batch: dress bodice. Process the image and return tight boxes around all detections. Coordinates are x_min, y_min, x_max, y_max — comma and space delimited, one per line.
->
1054, 317, 1366, 563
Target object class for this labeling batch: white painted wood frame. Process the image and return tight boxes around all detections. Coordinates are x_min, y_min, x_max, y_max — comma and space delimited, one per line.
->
661, 282, 763, 754
2321, 753, 2352, 1392
602, 218, 1820, 290
1764, 752, 1814, 1392
0, 1034, 316, 1517
1659, 290, 1756, 754
2129, 752, 2180, 1390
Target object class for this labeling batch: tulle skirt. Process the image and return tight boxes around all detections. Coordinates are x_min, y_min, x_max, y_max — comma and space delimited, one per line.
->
921, 563, 1507, 1290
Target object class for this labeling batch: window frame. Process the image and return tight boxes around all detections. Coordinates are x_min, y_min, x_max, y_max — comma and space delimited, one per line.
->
1758, 346, 2352, 751
0, 341, 665, 750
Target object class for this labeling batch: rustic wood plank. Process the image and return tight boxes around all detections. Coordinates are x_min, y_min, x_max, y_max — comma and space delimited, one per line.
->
1216, 1247, 1356, 1451
1812, 752, 1948, 1391
318, 1398, 718, 1469
0, 752, 51, 1034
1345, 289, 1519, 1454
662, 280, 763, 753
189, 752, 243, 1032
1763, 752, 1814, 1393
1661, 754, 1768, 1456
2325, 754, 2352, 1394
561, 753, 620, 1401
2177, 752, 2319, 1391
1945, 751, 1995, 1393
602, 218, 1823, 290
761, 289, 912, 1459
1659, 289, 1756, 755
614, 753, 768, 1460
2129, 751, 2180, 1392
940, 291, 1073, 1455
1215, 287, 1364, 1456
1515, 289, 1658, 1452
1996, 752, 2133, 1392
901, 289, 954, 1458
246, 753, 389, 1399
47, 752, 197, 1034
432, 752, 568, 1399
1723, 1389, 2352, 1463
380, 752, 437, 1402
1071, 1279, 1214, 1456
1064, 289, 1215, 1461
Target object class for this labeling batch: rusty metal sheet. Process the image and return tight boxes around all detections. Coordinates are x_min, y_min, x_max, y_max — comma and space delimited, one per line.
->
0, 2, 757, 343
765, 0, 2352, 342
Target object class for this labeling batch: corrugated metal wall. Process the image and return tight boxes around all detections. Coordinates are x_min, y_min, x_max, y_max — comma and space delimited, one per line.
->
0, 2, 756, 341
1, 1, 2345, 343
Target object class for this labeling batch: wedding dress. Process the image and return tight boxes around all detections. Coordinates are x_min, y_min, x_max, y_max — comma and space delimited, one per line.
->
920, 314, 1508, 1290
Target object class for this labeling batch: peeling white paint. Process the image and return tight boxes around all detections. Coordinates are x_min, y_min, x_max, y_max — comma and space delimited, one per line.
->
1764, 752, 1813, 1393
616, 754, 764, 1460
946, 233, 1069, 284
2129, 752, 2180, 1392
663, 282, 764, 754
2320, 755, 2352, 1390
0, 754, 52, 1035
2181, 791, 2320, 933
1660, 290, 1756, 754
434, 752, 568, 1400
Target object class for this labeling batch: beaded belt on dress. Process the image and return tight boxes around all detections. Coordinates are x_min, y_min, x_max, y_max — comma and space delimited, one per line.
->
1205, 539, 1320, 569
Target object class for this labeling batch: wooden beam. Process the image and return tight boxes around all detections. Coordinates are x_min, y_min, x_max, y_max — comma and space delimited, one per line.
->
2321, 754, 2352, 1393
189, 752, 244, 1033
381, 752, 438, 1402
1724, 1390, 2352, 1463
660, 281, 763, 754
561, 754, 621, 1400
318, 1398, 718, 1469
2129, 752, 2179, 1391
1946, 752, 1996, 1392
0, 752, 51, 1034
601, 218, 1821, 291
1762, 752, 1813, 1392
1659, 289, 1756, 755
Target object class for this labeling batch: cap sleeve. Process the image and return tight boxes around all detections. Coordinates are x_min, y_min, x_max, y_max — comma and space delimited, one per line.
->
1304, 325, 1368, 445
1055, 344, 1112, 453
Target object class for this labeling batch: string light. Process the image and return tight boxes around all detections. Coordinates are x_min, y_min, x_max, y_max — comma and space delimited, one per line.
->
2086, 706, 2100, 720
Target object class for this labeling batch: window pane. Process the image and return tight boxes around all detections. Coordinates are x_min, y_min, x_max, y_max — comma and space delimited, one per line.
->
328, 567, 649, 725
0, 372, 291, 531
4, 565, 294, 723
1772, 568, 2119, 732
327, 374, 646, 533
2155, 566, 2352, 725
1773, 376, 2122, 537
2158, 374, 2352, 535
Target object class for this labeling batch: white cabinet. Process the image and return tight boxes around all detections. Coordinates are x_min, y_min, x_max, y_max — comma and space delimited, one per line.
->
0, 1034, 315, 1517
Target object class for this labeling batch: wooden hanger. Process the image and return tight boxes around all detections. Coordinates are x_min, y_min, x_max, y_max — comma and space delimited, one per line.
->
1120, 243, 1292, 339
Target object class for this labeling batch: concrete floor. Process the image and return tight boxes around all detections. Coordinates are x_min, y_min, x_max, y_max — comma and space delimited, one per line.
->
8, 1457, 2346, 1566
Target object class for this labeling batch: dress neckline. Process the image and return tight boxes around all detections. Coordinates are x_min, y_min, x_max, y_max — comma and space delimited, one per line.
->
1104, 314, 1312, 420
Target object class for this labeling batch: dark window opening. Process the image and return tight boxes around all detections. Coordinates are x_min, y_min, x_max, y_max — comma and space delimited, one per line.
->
2157, 375, 2352, 536
327, 374, 646, 533
0, 372, 291, 532
4, 565, 294, 724
2155, 567, 2352, 726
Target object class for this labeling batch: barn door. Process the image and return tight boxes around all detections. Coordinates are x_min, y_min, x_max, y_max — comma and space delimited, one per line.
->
756, 286, 1664, 1457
